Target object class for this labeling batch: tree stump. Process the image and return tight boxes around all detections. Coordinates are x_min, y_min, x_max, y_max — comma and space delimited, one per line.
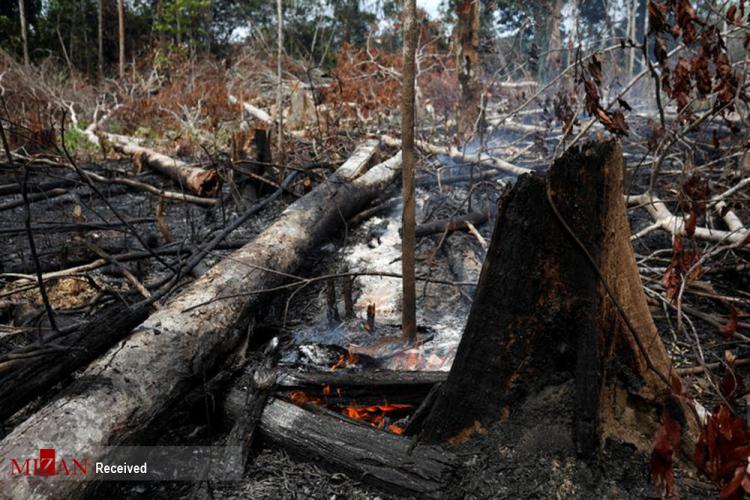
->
421, 141, 690, 457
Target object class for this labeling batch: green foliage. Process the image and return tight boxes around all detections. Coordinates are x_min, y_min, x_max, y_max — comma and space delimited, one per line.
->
156, 0, 211, 50
0, 0, 399, 74
62, 127, 94, 154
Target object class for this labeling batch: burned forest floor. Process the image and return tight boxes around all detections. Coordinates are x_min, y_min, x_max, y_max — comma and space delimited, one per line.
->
1, 53, 749, 499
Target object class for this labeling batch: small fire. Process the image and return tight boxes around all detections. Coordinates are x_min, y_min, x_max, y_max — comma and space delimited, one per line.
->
330, 345, 359, 372
341, 403, 412, 431
288, 389, 411, 434
289, 390, 321, 406
364, 303, 376, 333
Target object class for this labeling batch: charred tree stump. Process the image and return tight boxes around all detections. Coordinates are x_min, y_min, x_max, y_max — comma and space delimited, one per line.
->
420, 141, 689, 457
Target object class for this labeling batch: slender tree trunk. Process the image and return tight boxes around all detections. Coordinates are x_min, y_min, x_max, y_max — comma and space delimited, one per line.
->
546, 0, 564, 74
567, 0, 579, 68
400, 0, 417, 343
455, 0, 481, 142
626, 0, 637, 77
276, 0, 284, 163
97, 0, 103, 80
117, 0, 125, 79
18, 0, 29, 67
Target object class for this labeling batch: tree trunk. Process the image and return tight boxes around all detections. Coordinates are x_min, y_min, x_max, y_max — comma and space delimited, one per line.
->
400, 0, 417, 343
84, 125, 221, 197
626, 0, 637, 77
276, 0, 284, 163
259, 398, 455, 497
546, 0, 564, 73
455, 0, 481, 141
18, 0, 29, 67
97, 0, 103, 80
420, 141, 692, 458
0, 302, 150, 423
0, 150, 402, 500
117, 0, 125, 79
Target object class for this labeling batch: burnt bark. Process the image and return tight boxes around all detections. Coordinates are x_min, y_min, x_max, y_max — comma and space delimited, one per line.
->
0, 301, 150, 423
420, 141, 685, 457
455, 0, 481, 142
258, 398, 456, 498
223, 368, 447, 421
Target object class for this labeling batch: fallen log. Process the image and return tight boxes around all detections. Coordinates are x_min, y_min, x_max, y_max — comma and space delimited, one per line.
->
415, 211, 490, 237
0, 147, 401, 500
71, 108, 220, 197
629, 192, 749, 244
223, 338, 280, 471
420, 141, 698, 459
224, 367, 447, 419
276, 367, 448, 387
106, 135, 221, 197
382, 134, 531, 176
259, 397, 456, 498
0, 301, 151, 422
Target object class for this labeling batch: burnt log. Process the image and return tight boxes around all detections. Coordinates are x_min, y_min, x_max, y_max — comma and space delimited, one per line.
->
222, 338, 280, 471
420, 141, 694, 457
258, 397, 456, 498
0, 301, 150, 423
415, 211, 490, 238
223, 368, 448, 421
0, 147, 401, 500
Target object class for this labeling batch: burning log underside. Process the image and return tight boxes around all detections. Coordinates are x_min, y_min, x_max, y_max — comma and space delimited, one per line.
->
0, 146, 402, 500
258, 397, 456, 498
224, 367, 447, 422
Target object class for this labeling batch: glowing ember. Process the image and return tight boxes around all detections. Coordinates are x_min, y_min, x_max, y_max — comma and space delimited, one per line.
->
288, 388, 412, 434
388, 424, 406, 434
289, 390, 321, 406
330, 345, 359, 372
342, 403, 412, 431
365, 303, 376, 332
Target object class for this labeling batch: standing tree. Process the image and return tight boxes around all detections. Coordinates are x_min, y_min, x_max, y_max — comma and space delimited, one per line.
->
18, 0, 29, 67
455, 0, 480, 142
276, 0, 284, 162
546, 0, 564, 73
117, 0, 125, 79
400, 0, 417, 343
97, 0, 103, 79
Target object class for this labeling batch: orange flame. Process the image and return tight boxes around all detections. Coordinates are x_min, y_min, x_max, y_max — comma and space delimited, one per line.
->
289, 390, 321, 406
288, 389, 411, 434
341, 403, 412, 430
330, 345, 359, 372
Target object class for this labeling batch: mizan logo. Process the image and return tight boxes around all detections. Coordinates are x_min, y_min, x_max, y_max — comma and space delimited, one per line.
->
10, 448, 89, 477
